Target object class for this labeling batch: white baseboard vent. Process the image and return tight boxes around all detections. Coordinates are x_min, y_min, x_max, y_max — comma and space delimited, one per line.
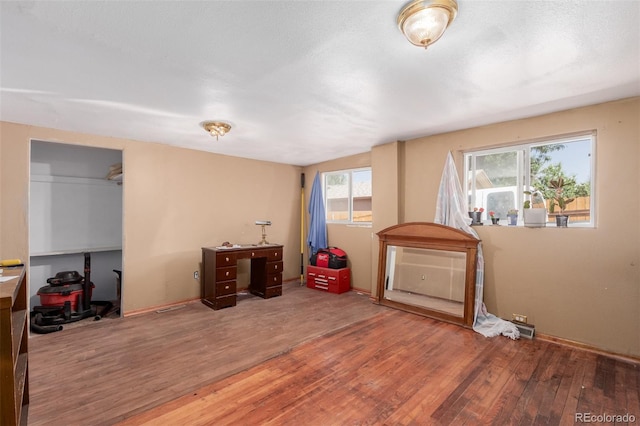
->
512, 321, 535, 339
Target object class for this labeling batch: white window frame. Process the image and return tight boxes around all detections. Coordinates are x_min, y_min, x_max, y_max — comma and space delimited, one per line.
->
323, 167, 372, 225
464, 132, 596, 228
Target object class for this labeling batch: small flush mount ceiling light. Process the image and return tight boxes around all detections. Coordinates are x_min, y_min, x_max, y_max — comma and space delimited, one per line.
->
397, 0, 458, 49
201, 121, 232, 140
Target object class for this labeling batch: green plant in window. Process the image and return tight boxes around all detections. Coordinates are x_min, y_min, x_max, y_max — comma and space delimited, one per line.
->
548, 176, 575, 214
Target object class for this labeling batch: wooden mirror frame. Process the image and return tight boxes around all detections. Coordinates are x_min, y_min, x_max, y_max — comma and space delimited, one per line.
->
375, 222, 480, 327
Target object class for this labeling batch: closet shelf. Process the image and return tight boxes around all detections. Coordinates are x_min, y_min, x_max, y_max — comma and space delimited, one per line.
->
30, 247, 122, 257
31, 175, 120, 186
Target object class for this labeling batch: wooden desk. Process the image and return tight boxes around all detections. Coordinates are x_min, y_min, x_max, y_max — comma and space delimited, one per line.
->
201, 245, 283, 310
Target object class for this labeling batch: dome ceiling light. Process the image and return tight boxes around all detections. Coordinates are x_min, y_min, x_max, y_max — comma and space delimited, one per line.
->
201, 121, 232, 140
397, 0, 458, 49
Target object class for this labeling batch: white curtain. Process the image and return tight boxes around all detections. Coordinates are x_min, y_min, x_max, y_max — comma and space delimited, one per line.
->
434, 151, 519, 339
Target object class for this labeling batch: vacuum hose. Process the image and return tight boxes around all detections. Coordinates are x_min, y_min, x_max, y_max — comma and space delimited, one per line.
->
30, 322, 63, 334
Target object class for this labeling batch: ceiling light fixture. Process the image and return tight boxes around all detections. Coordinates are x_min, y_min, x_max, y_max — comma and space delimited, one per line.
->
201, 121, 232, 140
397, 0, 458, 49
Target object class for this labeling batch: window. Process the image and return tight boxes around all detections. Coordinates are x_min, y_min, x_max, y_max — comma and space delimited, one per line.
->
464, 133, 595, 227
324, 168, 372, 224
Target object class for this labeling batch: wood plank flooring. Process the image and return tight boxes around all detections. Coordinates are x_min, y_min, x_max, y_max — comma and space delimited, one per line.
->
28, 281, 639, 425
118, 311, 639, 426
27, 281, 380, 425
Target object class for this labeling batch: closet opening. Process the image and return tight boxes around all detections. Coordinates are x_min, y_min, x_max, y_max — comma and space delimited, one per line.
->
29, 140, 123, 329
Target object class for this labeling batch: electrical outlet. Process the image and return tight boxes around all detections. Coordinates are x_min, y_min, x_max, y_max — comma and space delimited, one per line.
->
194, 271, 199, 280
512, 313, 527, 323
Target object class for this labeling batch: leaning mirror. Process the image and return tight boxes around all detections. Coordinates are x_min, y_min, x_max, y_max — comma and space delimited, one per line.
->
376, 222, 480, 327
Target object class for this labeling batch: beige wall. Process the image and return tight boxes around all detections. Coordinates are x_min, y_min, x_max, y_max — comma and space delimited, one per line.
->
374, 97, 640, 357
0, 122, 302, 313
370, 141, 402, 298
3, 97, 638, 356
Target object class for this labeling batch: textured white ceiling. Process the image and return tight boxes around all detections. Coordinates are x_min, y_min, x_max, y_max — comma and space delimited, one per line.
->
1, 1, 639, 166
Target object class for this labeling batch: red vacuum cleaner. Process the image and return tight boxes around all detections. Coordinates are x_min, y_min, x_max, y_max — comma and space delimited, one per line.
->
31, 252, 113, 333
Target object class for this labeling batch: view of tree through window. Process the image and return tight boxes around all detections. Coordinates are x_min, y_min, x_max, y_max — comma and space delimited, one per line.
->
530, 144, 592, 215
465, 134, 594, 226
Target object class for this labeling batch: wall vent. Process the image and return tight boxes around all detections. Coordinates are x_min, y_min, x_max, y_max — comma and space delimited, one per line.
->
513, 321, 535, 339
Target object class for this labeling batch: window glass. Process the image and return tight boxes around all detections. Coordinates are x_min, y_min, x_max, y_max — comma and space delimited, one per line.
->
468, 150, 519, 219
531, 140, 592, 223
352, 169, 372, 223
324, 168, 372, 224
465, 134, 594, 227
325, 172, 350, 222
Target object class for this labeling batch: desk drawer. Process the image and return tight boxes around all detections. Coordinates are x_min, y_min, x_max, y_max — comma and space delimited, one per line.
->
267, 248, 282, 261
216, 280, 236, 296
267, 273, 282, 286
245, 248, 267, 259
266, 261, 283, 274
216, 252, 237, 266
216, 266, 237, 282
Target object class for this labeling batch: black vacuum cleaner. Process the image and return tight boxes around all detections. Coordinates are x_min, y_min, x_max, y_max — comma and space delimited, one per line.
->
30, 252, 113, 333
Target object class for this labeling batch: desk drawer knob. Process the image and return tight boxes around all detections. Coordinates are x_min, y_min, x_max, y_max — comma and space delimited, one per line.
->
225, 271, 229, 276
273, 277, 278, 282
252, 252, 255, 257
225, 257, 230, 262
225, 285, 229, 290
275, 265, 278, 270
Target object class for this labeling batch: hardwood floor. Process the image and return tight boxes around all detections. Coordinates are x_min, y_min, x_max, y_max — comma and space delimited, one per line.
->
28, 281, 639, 425
118, 310, 640, 426
27, 281, 380, 425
